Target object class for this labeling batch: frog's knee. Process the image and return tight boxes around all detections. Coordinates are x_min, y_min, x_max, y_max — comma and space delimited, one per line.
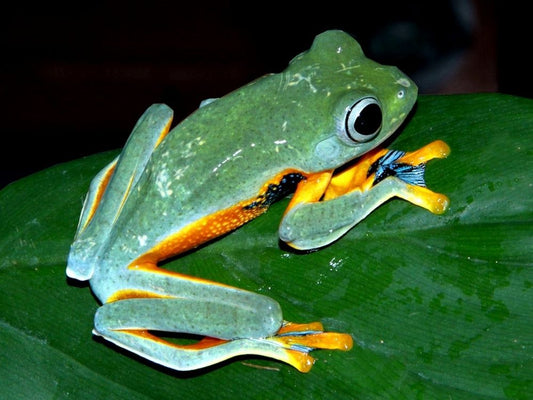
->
237, 293, 283, 338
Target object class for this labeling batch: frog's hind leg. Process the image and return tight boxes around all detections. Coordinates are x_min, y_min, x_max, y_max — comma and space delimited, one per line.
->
67, 105, 174, 281
92, 270, 352, 372
78, 104, 174, 235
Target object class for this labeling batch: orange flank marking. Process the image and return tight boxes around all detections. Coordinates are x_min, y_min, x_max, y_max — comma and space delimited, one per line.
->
107, 289, 175, 303
132, 169, 307, 269
131, 264, 238, 290
82, 161, 117, 231
132, 198, 269, 268
121, 330, 228, 350
154, 116, 173, 148
114, 173, 136, 224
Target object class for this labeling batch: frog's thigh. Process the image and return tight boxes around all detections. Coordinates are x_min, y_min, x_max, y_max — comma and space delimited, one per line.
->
96, 104, 173, 216
73, 104, 173, 241
95, 293, 282, 339
93, 295, 285, 371
280, 177, 426, 249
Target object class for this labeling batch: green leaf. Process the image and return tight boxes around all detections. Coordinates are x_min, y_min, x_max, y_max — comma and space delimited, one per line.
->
1, 94, 532, 399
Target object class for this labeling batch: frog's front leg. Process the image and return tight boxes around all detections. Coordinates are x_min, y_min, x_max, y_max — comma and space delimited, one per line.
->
91, 267, 352, 372
280, 140, 450, 249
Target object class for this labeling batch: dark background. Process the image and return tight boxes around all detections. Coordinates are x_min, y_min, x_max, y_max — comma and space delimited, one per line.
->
1, 0, 529, 189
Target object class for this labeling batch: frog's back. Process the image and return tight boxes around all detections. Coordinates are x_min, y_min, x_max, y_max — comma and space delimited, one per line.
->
100, 76, 306, 265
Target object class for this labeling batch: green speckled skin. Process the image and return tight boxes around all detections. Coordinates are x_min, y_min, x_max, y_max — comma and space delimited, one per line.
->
66, 30, 418, 372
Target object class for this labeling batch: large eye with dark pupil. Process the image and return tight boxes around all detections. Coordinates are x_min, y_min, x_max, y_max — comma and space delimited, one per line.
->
345, 98, 382, 143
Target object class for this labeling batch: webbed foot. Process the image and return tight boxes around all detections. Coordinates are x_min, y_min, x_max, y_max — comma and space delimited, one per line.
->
265, 321, 353, 372
368, 140, 450, 213
324, 139, 450, 214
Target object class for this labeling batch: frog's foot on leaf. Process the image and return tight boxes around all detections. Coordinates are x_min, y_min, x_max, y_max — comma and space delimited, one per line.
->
369, 139, 450, 187
324, 140, 450, 214
369, 140, 450, 214
280, 140, 450, 250
265, 321, 353, 372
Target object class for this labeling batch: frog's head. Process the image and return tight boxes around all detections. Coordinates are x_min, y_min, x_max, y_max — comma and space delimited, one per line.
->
284, 30, 418, 172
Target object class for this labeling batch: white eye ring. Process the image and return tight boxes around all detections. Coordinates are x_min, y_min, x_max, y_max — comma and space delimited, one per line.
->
343, 97, 382, 143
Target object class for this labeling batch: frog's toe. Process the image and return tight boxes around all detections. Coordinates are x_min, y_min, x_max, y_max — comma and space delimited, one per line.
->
397, 139, 450, 165
404, 185, 450, 214
276, 321, 353, 350
265, 321, 353, 372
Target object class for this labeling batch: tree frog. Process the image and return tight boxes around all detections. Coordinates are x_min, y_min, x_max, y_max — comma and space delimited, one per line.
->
67, 30, 449, 373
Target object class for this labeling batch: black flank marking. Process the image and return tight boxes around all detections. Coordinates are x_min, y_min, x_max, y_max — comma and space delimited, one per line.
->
243, 173, 305, 210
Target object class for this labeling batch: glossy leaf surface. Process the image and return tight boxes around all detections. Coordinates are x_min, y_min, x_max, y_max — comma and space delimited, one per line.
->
1, 94, 531, 399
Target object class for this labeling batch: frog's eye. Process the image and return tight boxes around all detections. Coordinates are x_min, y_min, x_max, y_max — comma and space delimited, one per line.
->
343, 97, 382, 143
